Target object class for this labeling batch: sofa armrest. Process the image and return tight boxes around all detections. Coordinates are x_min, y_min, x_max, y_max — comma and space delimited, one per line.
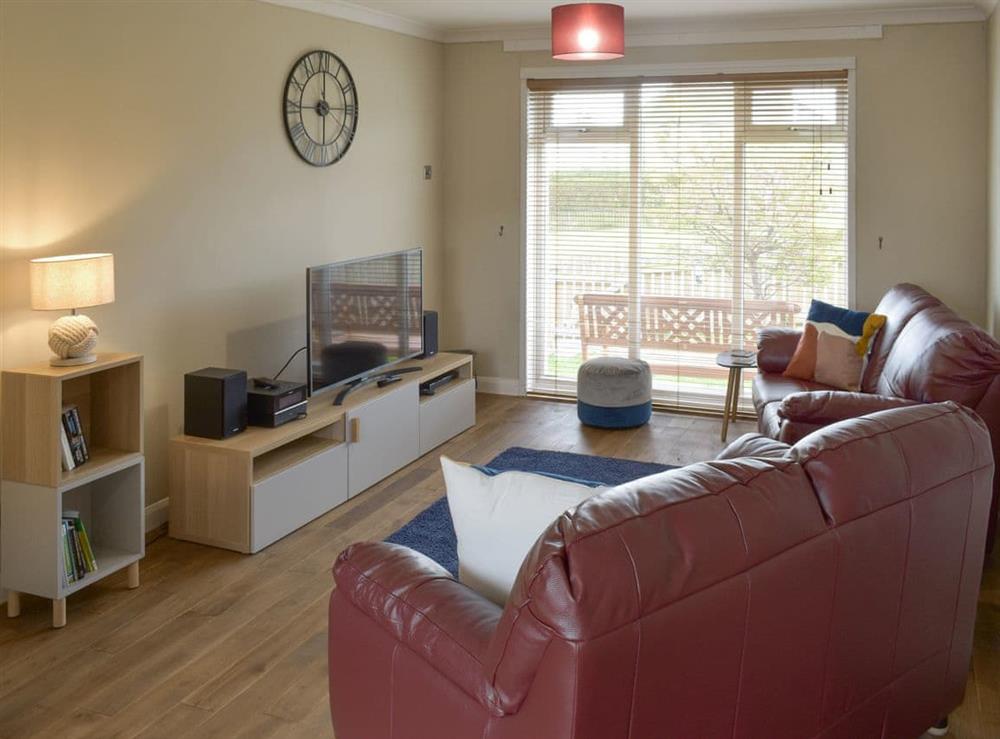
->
778, 391, 920, 425
757, 327, 803, 374
333, 541, 505, 715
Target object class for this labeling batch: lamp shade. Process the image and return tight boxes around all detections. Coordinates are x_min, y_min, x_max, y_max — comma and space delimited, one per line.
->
30, 253, 115, 310
551, 3, 624, 61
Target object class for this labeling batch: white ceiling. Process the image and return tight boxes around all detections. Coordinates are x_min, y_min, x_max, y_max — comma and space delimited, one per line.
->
343, 1, 995, 30
263, 0, 999, 42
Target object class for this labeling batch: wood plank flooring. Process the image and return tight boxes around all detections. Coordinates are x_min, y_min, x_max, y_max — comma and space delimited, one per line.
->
0, 393, 996, 738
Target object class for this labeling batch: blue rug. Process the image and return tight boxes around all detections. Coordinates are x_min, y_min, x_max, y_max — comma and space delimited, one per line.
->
385, 447, 673, 576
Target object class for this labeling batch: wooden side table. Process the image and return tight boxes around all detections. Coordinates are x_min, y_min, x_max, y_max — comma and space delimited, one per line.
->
717, 351, 756, 442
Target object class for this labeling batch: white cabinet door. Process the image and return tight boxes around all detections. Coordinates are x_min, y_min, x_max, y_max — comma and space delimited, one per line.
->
251, 443, 348, 552
419, 379, 476, 456
347, 382, 419, 498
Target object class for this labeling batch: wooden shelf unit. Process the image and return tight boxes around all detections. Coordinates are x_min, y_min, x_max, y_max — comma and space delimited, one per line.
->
169, 352, 475, 554
2, 353, 145, 628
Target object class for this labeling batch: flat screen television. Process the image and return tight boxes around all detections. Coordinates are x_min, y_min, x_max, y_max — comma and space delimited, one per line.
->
307, 248, 423, 396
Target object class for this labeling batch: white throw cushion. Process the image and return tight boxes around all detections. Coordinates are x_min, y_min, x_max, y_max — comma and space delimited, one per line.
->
441, 455, 606, 606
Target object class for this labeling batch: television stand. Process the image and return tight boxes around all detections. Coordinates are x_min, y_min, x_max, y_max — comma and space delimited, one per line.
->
332, 365, 423, 406
169, 353, 475, 553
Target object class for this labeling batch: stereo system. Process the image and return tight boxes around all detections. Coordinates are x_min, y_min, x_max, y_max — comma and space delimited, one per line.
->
184, 303, 443, 438
184, 367, 248, 439
421, 310, 438, 358
247, 379, 308, 428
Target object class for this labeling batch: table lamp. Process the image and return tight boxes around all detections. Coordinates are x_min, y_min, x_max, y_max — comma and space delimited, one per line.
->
30, 253, 115, 366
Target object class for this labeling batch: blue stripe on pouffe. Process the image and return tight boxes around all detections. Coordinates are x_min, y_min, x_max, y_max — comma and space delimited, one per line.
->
577, 400, 652, 428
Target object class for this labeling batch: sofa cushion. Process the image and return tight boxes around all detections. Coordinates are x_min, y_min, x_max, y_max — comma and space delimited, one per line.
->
790, 401, 992, 526
752, 372, 834, 415
783, 323, 819, 380
441, 455, 605, 606
783, 300, 885, 390
814, 330, 867, 391
861, 283, 942, 393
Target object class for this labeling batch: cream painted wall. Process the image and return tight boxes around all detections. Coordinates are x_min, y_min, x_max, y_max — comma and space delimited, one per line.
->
0, 6, 991, 502
989, 8, 1000, 336
0, 0, 445, 507
444, 23, 989, 381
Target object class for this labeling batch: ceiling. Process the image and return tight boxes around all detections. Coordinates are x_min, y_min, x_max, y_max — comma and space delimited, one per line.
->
263, 0, 998, 43
343, 1, 995, 30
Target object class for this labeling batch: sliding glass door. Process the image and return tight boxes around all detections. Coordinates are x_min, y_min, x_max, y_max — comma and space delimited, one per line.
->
525, 70, 849, 411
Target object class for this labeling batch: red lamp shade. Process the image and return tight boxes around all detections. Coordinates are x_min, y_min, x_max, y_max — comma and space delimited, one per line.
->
551, 3, 625, 61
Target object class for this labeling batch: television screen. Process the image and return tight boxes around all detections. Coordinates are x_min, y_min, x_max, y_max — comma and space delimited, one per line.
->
307, 248, 423, 395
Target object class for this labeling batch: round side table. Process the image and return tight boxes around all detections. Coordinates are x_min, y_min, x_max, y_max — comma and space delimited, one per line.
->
717, 351, 756, 442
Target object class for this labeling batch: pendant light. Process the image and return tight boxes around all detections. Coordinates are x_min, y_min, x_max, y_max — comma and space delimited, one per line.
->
551, 3, 625, 61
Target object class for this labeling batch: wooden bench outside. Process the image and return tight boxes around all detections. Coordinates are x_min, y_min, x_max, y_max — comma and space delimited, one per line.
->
574, 293, 799, 377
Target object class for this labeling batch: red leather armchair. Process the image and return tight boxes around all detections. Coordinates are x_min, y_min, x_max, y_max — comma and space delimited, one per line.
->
754, 283, 1000, 549
329, 402, 992, 739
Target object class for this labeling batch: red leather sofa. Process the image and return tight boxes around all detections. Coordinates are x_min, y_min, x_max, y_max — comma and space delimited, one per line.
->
329, 402, 992, 739
754, 283, 1000, 550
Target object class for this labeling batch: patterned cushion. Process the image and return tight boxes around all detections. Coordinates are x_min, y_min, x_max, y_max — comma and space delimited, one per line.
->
814, 330, 865, 391
784, 300, 886, 391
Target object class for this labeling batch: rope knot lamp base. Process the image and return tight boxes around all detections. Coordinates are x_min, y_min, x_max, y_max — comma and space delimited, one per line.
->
48, 314, 100, 366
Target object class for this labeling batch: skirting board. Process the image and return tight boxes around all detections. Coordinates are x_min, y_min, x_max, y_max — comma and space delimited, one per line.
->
477, 376, 521, 396
145, 497, 169, 533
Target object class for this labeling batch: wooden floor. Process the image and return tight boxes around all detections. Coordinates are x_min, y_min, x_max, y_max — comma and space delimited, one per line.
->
0, 393, 996, 738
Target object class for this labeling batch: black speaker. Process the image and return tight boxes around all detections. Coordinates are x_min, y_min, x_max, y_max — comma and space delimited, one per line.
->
422, 310, 438, 358
184, 367, 247, 439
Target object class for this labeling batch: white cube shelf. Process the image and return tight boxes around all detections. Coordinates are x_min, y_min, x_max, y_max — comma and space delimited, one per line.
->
1, 353, 145, 628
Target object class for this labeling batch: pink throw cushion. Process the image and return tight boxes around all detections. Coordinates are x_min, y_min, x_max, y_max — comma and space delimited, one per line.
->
813, 330, 865, 391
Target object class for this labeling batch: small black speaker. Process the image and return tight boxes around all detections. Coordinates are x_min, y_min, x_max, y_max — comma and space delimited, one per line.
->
184, 367, 247, 439
422, 310, 438, 358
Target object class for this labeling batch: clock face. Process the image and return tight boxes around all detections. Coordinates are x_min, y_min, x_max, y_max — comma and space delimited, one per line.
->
284, 50, 357, 167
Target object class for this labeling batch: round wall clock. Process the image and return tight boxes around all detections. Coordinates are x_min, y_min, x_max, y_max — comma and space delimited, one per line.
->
283, 50, 358, 167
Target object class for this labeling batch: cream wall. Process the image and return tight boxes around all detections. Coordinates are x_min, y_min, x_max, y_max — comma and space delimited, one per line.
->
990, 8, 1000, 335
444, 23, 989, 382
0, 0, 445, 508
0, 7, 992, 502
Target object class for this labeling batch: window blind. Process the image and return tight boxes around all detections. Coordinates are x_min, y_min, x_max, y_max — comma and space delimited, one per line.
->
525, 70, 850, 412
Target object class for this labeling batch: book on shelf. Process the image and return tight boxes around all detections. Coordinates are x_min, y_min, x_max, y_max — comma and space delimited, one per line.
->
61, 511, 98, 583
59, 426, 75, 471
61, 521, 76, 585
67, 511, 98, 572
61, 405, 89, 469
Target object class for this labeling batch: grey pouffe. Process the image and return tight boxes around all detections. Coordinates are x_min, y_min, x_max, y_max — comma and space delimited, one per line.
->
577, 357, 652, 428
